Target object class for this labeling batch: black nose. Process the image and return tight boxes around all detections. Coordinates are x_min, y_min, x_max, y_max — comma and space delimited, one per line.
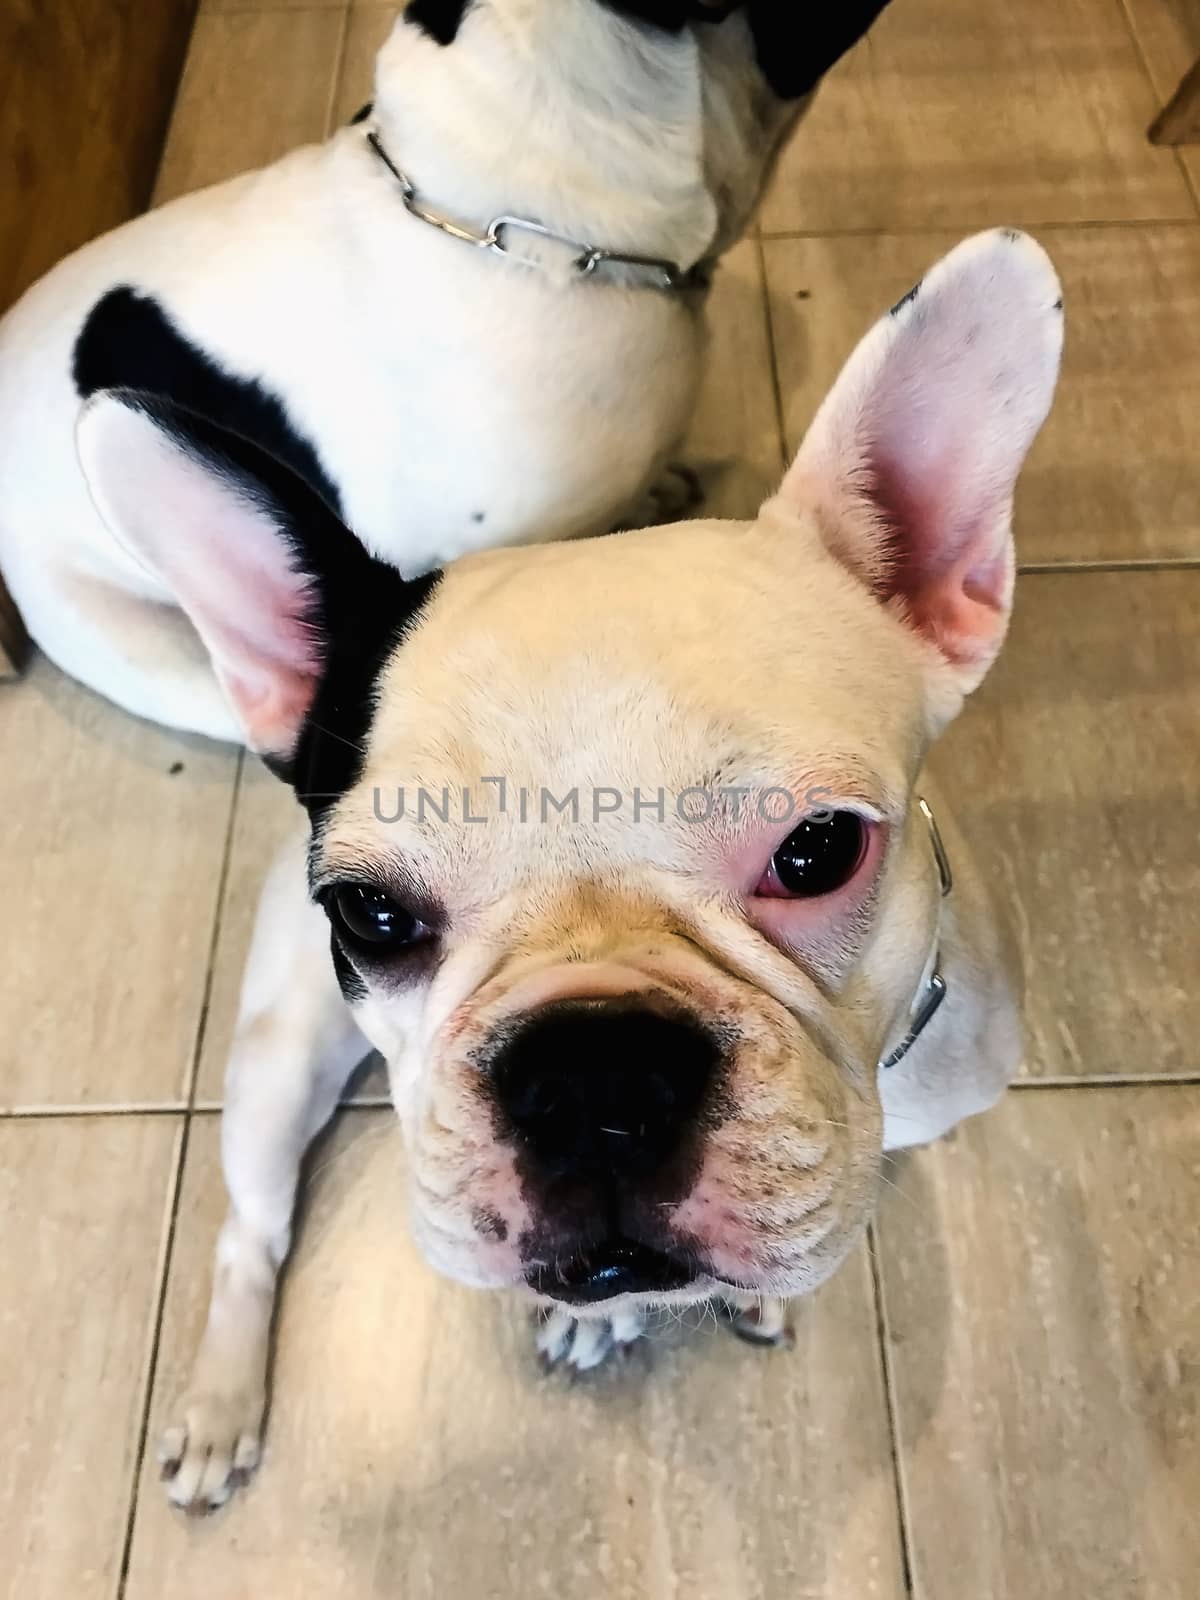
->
491, 998, 720, 1180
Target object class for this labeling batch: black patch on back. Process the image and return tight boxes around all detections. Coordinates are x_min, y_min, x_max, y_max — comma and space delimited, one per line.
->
73, 287, 343, 518
406, 0, 475, 45
105, 393, 440, 822
746, 0, 893, 99
350, 100, 374, 126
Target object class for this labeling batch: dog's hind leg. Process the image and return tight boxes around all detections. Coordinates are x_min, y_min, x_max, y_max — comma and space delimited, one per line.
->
158, 829, 369, 1513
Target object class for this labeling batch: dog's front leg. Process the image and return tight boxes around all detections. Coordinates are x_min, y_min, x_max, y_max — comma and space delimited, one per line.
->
159, 830, 368, 1513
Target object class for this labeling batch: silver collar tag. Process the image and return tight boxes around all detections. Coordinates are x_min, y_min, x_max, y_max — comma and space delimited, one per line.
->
366, 130, 708, 293
878, 797, 952, 1072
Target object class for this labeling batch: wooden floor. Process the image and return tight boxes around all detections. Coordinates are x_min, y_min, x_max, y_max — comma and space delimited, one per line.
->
1, 3, 1198, 1597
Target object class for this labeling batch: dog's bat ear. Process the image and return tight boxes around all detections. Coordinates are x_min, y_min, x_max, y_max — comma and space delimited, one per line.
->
776, 228, 1063, 697
747, 1, 894, 99
75, 390, 438, 787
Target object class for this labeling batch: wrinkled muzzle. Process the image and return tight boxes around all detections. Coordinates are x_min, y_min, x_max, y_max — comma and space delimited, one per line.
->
403, 943, 884, 1309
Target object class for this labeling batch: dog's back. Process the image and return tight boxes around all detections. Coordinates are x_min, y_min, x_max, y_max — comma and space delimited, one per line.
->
0, 1, 889, 741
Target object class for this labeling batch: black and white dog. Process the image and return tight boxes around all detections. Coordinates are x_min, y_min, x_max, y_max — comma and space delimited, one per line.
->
0, 0, 889, 748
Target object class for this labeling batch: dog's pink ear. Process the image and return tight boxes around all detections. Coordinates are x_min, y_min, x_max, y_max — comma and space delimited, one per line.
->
77, 391, 439, 789
779, 229, 1063, 694
76, 391, 327, 758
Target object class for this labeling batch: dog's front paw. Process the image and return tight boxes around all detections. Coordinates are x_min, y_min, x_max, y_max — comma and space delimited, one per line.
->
535, 1302, 646, 1373
158, 1388, 265, 1515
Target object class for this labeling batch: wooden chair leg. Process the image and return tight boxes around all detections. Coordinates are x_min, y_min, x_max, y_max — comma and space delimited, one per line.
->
0, 579, 29, 677
1149, 56, 1200, 146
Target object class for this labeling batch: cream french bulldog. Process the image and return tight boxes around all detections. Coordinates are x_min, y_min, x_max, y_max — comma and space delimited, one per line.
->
75, 228, 1061, 1512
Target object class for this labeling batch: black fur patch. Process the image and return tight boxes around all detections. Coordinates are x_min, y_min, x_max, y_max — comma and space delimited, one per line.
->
890, 280, 921, 317
596, 0, 743, 29
596, 2, 891, 99
746, 0, 893, 100
74, 287, 342, 517
405, 0, 475, 45
101, 392, 440, 820
596, 0, 694, 26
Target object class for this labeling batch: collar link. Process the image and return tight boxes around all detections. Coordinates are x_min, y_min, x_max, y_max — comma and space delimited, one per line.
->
878, 796, 952, 1072
365, 129, 710, 294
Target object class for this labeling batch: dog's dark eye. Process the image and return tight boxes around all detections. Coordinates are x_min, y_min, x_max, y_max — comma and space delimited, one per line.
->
329, 884, 428, 951
759, 813, 868, 899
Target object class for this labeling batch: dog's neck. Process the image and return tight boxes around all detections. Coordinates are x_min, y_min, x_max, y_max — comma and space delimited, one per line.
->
371, 8, 780, 273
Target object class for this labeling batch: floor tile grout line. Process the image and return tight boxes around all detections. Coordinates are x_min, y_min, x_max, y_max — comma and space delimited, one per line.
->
190, 1095, 394, 1115
1018, 558, 1200, 574
1011, 1074, 1200, 1089
753, 234, 791, 472
759, 216, 1200, 243
184, 749, 246, 1111
0, 1104, 189, 1120
867, 1222, 917, 1599
7, 1079, 1200, 1120
164, 1076, 1200, 1111
113, 751, 247, 1593
1114, 0, 1200, 220
116, 1114, 191, 1600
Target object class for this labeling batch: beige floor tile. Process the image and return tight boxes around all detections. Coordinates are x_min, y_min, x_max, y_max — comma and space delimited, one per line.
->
126, 1112, 905, 1600
154, 8, 348, 204
193, 760, 387, 1104
332, 5, 399, 128
0, 1115, 181, 1600
0, 660, 236, 1109
683, 242, 785, 521
760, 0, 1192, 234
877, 1086, 1200, 1600
928, 570, 1200, 1078
1122, 0, 1200, 195
763, 226, 1200, 564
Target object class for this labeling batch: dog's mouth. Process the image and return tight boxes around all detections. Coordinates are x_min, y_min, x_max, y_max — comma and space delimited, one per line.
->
528, 1237, 698, 1305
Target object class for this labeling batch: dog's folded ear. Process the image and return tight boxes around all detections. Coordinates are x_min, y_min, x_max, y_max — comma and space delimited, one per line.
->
776, 228, 1063, 698
75, 390, 438, 791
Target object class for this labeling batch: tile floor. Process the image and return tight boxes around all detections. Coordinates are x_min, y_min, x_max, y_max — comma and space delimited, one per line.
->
1, 2, 1197, 1596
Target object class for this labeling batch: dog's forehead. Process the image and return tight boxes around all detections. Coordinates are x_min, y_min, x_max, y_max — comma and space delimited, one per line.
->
386, 516, 915, 702
317, 519, 927, 883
